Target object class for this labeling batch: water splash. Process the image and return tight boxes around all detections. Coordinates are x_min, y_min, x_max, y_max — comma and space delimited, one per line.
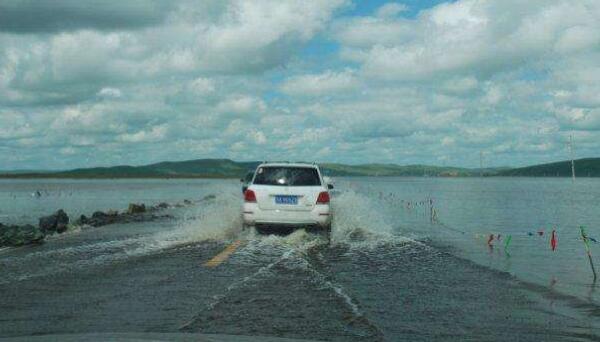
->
1, 186, 417, 285
331, 190, 413, 248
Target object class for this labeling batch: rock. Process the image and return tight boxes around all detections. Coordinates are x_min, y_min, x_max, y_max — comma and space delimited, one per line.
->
155, 202, 169, 209
38, 209, 69, 234
71, 202, 175, 229
87, 211, 117, 227
0, 223, 45, 247
106, 210, 119, 216
92, 211, 107, 219
38, 216, 53, 232
76, 215, 89, 225
202, 194, 216, 201
55, 210, 69, 233
127, 203, 146, 214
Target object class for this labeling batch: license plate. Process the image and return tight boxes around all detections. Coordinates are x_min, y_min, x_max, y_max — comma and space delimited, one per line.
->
275, 195, 298, 205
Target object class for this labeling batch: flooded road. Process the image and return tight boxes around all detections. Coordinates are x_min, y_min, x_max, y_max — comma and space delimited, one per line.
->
1, 181, 600, 341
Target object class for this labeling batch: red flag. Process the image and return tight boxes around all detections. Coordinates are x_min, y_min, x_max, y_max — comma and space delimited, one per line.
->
551, 230, 557, 251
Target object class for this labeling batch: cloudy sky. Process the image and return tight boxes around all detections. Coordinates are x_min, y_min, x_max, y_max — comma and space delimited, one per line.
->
1, 0, 600, 170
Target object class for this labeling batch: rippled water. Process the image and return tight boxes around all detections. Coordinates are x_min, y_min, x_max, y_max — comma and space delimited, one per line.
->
338, 177, 600, 304
2, 177, 600, 340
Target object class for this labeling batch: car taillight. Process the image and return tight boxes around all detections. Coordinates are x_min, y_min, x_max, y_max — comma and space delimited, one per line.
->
244, 189, 257, 202
316, 191, 330, 204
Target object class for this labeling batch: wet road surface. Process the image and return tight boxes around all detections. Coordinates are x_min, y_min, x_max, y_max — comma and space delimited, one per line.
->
1, 204, 600, 341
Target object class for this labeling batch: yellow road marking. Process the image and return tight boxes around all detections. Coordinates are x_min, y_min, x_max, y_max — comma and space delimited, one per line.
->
203, 240, 243, 268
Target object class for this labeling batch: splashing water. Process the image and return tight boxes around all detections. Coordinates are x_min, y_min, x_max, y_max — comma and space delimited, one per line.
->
149, 191, 243, 246
330, 190, 414, 248
1, 184, 417, 286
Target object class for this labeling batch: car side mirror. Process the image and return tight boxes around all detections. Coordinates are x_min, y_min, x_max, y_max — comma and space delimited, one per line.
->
327, 184, 334, 190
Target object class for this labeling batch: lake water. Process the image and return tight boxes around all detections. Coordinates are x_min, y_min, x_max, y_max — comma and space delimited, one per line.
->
339, 177, 600, 306
1, 176, 600, 316
0, 179, 222, 225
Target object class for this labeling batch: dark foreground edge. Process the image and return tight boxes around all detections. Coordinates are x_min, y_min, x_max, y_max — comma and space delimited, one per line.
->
0, 333, 322, 342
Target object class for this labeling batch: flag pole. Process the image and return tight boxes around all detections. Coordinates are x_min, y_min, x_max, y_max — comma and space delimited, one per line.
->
580, 226, 597, 282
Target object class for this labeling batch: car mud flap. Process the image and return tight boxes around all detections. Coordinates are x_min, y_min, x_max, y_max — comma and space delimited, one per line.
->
255, 224, 297, 236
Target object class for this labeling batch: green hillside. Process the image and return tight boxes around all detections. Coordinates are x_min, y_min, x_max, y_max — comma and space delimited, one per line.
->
320, 163, 501, 177
0, 159, 501, 178
1, 157, 598, 179
499, 158, 600, 177
48, 159, 261, 178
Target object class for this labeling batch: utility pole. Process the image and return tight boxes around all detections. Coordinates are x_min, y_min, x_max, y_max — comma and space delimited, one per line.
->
479, 151, 483, 177
569, 134, 575, 182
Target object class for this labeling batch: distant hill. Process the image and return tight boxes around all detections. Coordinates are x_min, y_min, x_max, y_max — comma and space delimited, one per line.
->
499, 158, 600, 177
3, 159, 261, 179
1, 157, 598, 179
0, 158, 503, 178
0, 169, 55, 174
56, 159, 260, 178
320, 163, 504, 177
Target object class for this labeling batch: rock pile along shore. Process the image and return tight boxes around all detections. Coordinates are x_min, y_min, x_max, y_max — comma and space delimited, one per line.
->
0, 200, 195, 248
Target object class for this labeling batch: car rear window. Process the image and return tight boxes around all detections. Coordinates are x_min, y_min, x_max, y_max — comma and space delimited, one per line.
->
253, 167, 321, 186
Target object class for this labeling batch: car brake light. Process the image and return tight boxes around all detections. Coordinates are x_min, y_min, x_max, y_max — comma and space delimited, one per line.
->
316, 191, 330, 204
244, 189, 257, 202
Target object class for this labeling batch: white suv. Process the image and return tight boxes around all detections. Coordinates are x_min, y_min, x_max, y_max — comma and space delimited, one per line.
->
242, 163, 332, 235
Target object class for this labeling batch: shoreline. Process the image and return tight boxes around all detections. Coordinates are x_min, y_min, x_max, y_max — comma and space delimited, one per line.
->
0, 198, 209, 248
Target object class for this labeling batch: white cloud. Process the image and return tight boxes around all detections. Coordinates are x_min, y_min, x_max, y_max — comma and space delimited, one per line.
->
119, 124, 169, 143
280, 69, 359, 96
59, 147, 77, 155
332, 17, 413, 49
553, 107, 600, 131
440, 76, 479, 95
0, 0, 348, 103
0, 111, 37, 140
248, 130, 267, 145
97, 87, 122, 98
50, 104, 130, 134
188, 77, 215, 95
554, 25, 600, 53
375, 3, 408, 18
217, 95, 266, 114
335, 0, 600, 80
2, 0, 600, 169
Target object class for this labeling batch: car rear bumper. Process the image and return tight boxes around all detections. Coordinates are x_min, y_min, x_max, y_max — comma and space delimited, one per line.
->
242, 203, 331, 228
